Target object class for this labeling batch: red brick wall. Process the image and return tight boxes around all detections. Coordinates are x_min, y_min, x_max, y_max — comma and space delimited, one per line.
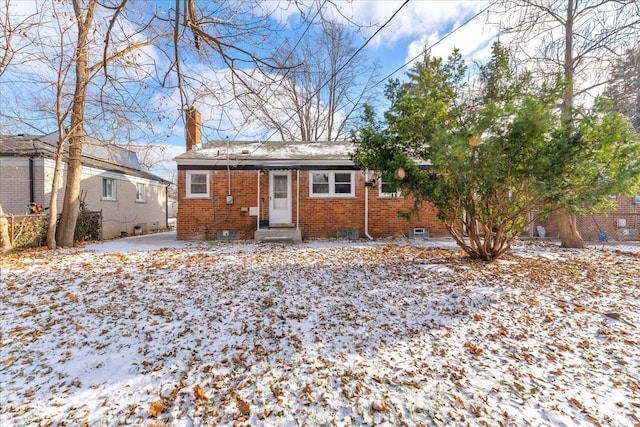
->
533, 192, 640, 241
177, 169, 448, 240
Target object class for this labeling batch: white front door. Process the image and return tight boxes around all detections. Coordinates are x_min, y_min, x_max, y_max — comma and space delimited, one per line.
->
269, 171, 292, 225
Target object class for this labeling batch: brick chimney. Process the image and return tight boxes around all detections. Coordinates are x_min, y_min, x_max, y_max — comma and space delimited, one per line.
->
185, 106, 201, 151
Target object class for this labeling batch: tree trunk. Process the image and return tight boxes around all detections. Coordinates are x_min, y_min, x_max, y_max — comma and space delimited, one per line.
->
57, 0, 96, 247
555, 0, 585, 250
557, 211, 585, 248
57, 131, 84, 248
0, 203, 13, 255
46, 128, 67, 249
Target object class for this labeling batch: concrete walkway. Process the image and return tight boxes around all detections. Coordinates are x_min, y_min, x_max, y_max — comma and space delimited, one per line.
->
588, 241, 640, 255
81, 231, 640, 255
81, 230, 203, 253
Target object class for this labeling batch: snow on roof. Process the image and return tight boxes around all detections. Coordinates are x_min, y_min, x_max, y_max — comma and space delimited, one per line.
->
175, 140, 356, 164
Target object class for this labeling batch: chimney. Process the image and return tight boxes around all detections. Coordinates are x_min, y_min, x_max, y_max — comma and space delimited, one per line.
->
185, 106, 201, 151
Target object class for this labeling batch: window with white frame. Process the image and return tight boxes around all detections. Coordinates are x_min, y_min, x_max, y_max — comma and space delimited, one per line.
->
310, 171, 354, 197
102, 178, 115, 199
135, 183, 146, 202
378, 173, 402, 198
186, 171, 210, 197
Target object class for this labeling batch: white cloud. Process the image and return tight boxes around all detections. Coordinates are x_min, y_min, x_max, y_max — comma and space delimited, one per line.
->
405, 9, 499, 67
350, 1, 490, 47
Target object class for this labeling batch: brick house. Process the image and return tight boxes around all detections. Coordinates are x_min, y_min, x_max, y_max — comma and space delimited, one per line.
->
174, 108, 448, 241
532, 194, 640, 241
0, 133, 172, 239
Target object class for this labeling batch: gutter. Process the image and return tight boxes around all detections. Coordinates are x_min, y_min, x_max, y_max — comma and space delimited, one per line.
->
364, 170, 373, 240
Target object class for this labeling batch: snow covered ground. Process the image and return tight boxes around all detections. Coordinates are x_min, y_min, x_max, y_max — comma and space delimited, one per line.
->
1, 235, 639, 426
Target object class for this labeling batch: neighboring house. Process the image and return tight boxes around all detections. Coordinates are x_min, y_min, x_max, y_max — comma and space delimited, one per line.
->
533, 193, 640, 242
174, 108, 448, 241
0, 133, 172, 239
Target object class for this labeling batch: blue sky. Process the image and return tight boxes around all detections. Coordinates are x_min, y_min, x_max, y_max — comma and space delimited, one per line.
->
0, 0, 498, 179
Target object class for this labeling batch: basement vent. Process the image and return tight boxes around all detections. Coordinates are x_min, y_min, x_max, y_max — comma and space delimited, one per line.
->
633, 196, 640, 205
217, 230, 240, 241
150, 221, 159, 231
337, 229, 359, 240
411, 227, 429, 238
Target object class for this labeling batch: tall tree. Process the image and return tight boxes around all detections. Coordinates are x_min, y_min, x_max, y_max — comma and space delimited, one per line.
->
493, 0, 640, 248
56, 0, 97, 247
57, 0, 161, 247
0, 0, 40, 253
352, 43, 640, 261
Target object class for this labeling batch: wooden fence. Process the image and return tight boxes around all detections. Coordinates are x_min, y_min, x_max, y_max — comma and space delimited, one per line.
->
0, 211, 102, 250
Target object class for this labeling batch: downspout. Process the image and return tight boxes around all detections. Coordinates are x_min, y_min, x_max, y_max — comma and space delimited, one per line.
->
364, 170, 373, 240
296, 169, 300, 231
257, 170, 261, 230
226, 136, 231, 197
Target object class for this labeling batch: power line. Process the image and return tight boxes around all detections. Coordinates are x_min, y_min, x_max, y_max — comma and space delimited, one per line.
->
235, 0, 411, 164
373, 4, 492, 88
227, 0, 327, 142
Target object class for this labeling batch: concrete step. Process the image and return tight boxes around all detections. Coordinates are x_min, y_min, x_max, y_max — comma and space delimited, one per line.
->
255, 228, 302, 243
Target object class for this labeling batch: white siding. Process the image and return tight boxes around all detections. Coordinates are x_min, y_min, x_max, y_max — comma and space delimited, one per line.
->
1, 156, 168, 240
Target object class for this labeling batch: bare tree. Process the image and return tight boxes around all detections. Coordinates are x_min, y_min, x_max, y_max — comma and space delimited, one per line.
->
493, 0, 640, 248
0, 0, 41, 253
45, 3, 75, 249
237, 19, 381, 141
57, 0, 163, 247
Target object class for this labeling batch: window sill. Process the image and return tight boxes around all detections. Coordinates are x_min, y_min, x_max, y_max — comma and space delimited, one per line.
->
309, 195, 356, 199
135, 200, 147, 204
101, 197, 117, 201
185, 195, 211, 199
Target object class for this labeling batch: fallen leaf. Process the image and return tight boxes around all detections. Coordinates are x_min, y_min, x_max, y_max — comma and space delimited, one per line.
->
2, 356, 17, 366
149, 400, 164, 417
236, 398, 251, 416
569, 398, 582, 410
194, 384, 205, 401
372, 399, 388, 412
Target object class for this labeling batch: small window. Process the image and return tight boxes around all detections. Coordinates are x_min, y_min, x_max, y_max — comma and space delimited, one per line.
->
102, 178, 115, 199
312, 173, 330, 194
379, 174, 402, 198
186, 171, 210, 197
334, 173, 352, 194
136, 183, 146, 202
310, 171, 354, 197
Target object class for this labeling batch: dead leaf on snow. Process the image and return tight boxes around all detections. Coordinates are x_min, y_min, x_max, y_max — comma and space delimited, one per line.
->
372, 399, 388, 412
236, 398, 251, 416
463, 341, 483, 355
2, 356, 17, 366
193, 384, 206, 401
569, 398, 582, 410
149, 400, 164, 417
